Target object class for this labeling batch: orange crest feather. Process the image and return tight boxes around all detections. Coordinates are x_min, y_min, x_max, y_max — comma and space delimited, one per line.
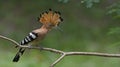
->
38, 9, 63, 27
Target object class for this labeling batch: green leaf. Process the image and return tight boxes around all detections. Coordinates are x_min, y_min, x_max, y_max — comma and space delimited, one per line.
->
107, 1, 120, 19
81, 0, 100, 8
58, 0, 69, 3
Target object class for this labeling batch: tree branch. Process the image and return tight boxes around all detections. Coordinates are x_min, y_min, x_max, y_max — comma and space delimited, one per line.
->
50, 53, 66, 67
0, 35, 120, 67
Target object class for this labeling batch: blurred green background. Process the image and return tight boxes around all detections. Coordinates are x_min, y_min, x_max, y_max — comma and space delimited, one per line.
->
0, 0, 120, 67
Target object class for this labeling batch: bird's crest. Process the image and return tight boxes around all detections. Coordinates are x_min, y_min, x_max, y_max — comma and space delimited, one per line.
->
38, 9, 63, 28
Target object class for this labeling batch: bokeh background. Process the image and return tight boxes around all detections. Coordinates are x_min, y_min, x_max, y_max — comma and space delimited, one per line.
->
0, 0, 120, 67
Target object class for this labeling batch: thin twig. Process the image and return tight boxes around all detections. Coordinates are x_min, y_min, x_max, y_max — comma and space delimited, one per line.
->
0, 35, 19, 46
65, 52, 120, 57
42, 47, 64, 54
50, 53, 66, 67
0, 35, 120, 67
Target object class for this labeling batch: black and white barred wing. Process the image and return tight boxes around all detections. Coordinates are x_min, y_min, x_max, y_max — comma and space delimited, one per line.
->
20, 32, 38, 45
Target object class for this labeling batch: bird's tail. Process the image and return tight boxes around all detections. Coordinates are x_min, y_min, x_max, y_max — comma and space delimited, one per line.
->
13, 48, 25, 62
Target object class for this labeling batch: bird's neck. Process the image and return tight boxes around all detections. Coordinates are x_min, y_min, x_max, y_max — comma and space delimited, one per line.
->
33, 25, 52, 35
40, 25, 52, 31
36, 25, 51, 34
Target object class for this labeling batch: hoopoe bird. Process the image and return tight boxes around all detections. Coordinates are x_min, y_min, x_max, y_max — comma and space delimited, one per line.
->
13, 9, 63, 62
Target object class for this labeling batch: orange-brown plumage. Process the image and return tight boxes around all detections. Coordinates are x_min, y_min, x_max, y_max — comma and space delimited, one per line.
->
38, 9, 63, 28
